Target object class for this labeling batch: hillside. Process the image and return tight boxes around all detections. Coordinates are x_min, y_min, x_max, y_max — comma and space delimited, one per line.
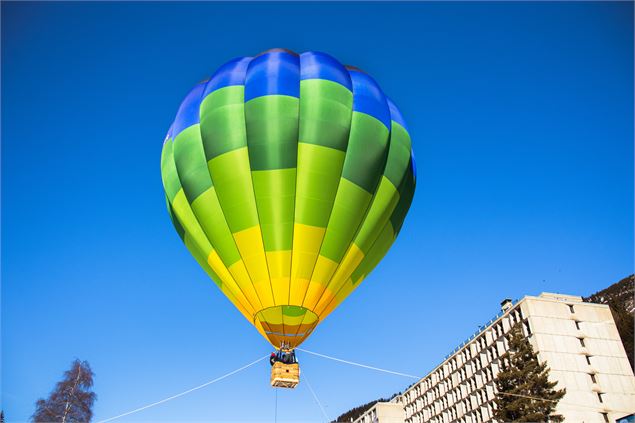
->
584, 274, 634, 313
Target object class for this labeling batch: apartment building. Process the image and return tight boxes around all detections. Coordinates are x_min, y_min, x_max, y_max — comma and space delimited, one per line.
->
400, 293, 635, 423
353, 396, 406, 423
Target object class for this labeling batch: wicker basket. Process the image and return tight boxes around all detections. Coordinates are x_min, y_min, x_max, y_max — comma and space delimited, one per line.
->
270, 362, 300, 388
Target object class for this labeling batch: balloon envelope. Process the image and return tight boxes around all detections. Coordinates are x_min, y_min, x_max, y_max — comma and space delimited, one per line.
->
161, 49, 415, 348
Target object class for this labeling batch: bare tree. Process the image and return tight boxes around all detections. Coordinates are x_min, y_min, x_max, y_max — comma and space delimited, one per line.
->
32, 359, 96, 422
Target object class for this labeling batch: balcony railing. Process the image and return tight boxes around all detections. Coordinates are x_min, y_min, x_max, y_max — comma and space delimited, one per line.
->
442, 298, 520, 361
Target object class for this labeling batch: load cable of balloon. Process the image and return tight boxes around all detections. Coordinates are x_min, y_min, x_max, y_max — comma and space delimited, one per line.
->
96, 348, 421, 423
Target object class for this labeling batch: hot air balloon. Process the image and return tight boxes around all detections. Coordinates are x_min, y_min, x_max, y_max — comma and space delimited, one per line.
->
161, 49, 415, 388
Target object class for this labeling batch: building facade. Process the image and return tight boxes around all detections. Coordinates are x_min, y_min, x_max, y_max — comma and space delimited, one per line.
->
354, 397, 406, 423
400, 293, 635, 423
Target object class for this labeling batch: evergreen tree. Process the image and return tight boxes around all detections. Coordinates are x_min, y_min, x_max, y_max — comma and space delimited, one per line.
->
1, 410, 5, 423
494, 323, 566, 422
32, 359, 96, 423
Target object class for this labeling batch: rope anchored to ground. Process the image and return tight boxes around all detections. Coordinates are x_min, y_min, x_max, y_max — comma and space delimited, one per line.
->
297, 348, 422, 379
94, 349, 420, 422
95, 355, 268, 423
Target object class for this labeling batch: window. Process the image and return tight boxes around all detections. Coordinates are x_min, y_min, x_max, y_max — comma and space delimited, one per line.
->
597, 393, 604, 403
590, 373, 597, 383
586, 355, 592, 365
601, 413, 609, 423
579, 338, 586, 347
569, 304, 575, 313
523, 320, 532, 336
575, 320, 581, 330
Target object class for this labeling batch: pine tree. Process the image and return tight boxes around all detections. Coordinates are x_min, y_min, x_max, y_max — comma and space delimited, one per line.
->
31, 359, 96, 423
1, 410, 5, 423
494, 322, 566, 422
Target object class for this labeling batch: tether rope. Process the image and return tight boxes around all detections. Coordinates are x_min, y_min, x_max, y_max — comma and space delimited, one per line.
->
274, 385, 278, 423
303, 371, 330, 423
297, 348, 421, 379
95, 355, 268, 423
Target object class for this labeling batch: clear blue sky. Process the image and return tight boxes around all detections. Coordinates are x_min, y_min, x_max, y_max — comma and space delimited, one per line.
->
2, 2, 633, 422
